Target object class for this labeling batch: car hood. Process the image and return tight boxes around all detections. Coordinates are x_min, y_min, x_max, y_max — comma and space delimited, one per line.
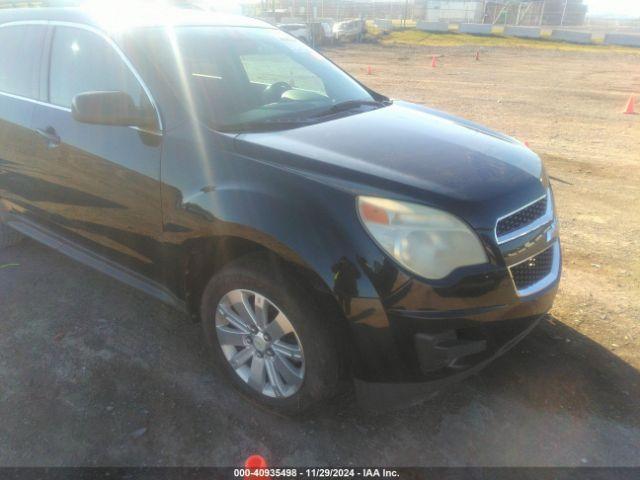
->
233, 101, 546, 222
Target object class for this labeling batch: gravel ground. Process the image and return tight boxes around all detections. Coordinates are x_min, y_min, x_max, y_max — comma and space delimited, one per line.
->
1, 241, 639, 467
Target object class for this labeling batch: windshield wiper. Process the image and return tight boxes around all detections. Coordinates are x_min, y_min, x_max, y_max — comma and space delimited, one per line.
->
312, 99, 389, 118
215, 99, 391, 132
216, 118, 314, 133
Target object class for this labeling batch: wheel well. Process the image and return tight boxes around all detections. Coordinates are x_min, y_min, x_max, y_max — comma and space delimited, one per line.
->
185, 236, 358, 378
185, 236, 335, 321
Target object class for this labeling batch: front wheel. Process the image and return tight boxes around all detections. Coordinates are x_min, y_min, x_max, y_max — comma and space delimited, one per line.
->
200, 254, 342, 415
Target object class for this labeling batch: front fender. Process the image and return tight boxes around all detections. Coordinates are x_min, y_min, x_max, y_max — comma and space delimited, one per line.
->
201, 182, 401, 379
159, 130, 398, 379
161, 146, 387, 322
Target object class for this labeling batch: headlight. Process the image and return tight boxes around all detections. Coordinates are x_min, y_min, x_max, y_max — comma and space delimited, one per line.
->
357, 196, 488, 280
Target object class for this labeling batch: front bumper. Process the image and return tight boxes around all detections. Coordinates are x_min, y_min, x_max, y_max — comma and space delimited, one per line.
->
346, 229, 561, 410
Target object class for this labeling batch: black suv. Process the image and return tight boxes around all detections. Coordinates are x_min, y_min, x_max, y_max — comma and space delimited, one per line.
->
0, 7, 561, 413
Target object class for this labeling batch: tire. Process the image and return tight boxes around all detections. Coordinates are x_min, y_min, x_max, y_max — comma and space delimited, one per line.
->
0, 222, 23, 250
200, 253, 342, 415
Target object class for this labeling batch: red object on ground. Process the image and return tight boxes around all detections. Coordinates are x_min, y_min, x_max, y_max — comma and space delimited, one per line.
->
475, 50, 480, 61
366, 65, 372, 75
245, 455, 270, 480
623, 95, 637, 114
431, 55, 437, 68
524, 141, 531, 148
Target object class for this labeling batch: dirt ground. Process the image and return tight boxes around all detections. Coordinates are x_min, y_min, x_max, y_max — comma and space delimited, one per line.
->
325, 41, 640, 370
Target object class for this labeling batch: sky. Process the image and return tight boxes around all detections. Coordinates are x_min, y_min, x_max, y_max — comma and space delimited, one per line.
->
584, 0, 640, 17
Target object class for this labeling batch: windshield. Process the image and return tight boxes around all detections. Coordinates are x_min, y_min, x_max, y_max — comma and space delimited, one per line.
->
122, 26, 380, 131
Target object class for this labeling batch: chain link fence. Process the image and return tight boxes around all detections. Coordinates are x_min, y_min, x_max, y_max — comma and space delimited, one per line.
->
246, 1, 636, 32
1, 1, 638, 33
247, 1, 594, 26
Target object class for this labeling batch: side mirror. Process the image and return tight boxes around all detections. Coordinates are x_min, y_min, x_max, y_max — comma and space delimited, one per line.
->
72, 91, 155, 129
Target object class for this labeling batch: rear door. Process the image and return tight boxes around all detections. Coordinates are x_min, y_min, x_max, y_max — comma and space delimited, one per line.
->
0, 24, 48, 224
29, 24, 165, 281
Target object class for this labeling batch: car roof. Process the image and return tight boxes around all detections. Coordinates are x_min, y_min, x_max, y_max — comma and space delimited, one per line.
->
0, 6, 274, 32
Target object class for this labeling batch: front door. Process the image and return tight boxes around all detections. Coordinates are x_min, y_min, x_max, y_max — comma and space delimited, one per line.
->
0, 24, 48, 225
29, 25, 164, 281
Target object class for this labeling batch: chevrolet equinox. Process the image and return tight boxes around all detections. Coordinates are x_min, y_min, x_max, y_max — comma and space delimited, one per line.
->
0, 7, 561, 413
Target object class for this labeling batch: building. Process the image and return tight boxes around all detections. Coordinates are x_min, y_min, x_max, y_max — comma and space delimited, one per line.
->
421, 0, 587, 26
422, 1, 484, 23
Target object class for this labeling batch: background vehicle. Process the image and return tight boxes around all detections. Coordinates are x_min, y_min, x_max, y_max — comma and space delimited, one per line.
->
0, 6, 560, 414
278, 22, 311, 44
332, 18, 365, 42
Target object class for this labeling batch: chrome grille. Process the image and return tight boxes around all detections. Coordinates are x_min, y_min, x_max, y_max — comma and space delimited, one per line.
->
497, 197, 547, 237
495, 190, 554, 244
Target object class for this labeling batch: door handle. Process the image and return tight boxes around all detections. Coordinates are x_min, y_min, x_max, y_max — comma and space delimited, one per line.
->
35, 127, 61, 149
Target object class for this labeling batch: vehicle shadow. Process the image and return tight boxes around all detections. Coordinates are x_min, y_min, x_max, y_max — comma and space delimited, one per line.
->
294, 315, 640, 465
329, 315, 640, 425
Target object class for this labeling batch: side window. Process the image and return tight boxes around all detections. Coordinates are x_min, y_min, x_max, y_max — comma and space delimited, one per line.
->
49, 27, 145, 109
0, 25, 45, 99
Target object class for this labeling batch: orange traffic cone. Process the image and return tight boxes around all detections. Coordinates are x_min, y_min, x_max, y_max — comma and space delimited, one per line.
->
623, 95, 637, 115
366, 65, 373, 75
431, 55, 438, 68
245, 455, 269, 480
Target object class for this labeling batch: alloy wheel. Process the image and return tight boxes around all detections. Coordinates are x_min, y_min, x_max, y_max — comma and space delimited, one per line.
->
215, 289, 305, 398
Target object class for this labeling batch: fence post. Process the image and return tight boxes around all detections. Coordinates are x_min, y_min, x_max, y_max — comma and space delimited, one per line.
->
560, 0, 568, 26
403, 0, 408, 27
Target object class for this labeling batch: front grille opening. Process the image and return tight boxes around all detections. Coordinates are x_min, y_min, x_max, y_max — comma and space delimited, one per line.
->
510, 246, 554, 290
497, 196, 547, 238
